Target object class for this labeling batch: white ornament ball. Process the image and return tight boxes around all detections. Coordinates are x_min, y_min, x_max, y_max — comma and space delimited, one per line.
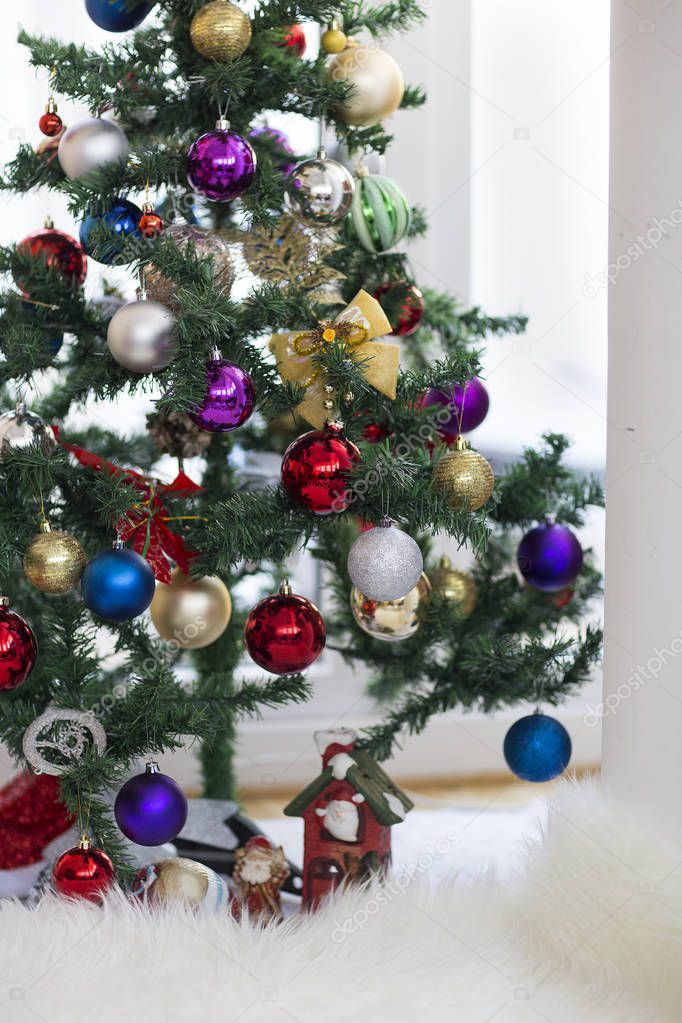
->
107, 299, 177, 374
58, 118, 129, 182
347, 520, 424, 601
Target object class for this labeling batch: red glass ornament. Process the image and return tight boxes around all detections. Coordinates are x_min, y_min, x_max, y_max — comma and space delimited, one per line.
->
362, 422, 391, 444
374, 281, 425, 337
139, 204, 164, 239
281, 423, 360, 515
550, 586, 574, 609
39, 111, 63, 137
0, 601, 37, 691
244, 582, 325, 675
52, 839, 115, 902
282, 24, 307, 57
15, 227, 87, 293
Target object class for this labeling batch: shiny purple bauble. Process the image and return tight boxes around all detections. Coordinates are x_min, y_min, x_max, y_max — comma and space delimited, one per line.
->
114, 766, 188, 846
189, 358, 256, 432
249, 126, 296, 178
423, 377, 490, 441
517, 520, 584, 593
186, 129, 257, 202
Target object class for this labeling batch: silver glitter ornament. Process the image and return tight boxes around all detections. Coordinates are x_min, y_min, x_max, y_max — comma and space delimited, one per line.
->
58, 118, 129, 182
22, 706, 107, 776
286, 147, 355, 225
107, 297, 177, 374
347, 518, 424, 601
0, 402, 56, 454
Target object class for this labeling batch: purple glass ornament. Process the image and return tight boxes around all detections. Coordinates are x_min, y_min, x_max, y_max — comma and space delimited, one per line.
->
114, 764, 188, 846
189, 356, 256, 432
186, 121, 257, 203
517, 518, 584, 593
423, 377, 490, 441
249, 125, 296, 178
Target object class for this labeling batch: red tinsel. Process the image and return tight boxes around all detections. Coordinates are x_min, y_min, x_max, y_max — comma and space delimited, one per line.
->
56, 429, 203, 583
0, 773, 72, 869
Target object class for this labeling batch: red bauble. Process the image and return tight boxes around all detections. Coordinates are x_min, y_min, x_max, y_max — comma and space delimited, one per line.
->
15, 227, 87, 293
362, 421, 391, 444
52, 840, 115, 902
139, 208, 164, 238
374, 281, 425, 337
0, 601, 37, 691
38, 111, 63, 137
282, 24, 307, 57
281, 423, 360, 515
244, 582, 326, 675
0, 773, 72, 870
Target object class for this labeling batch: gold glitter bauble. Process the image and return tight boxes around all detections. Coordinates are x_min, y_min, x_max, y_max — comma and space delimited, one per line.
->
430, 555, 477, 617
144, 225, 235, 309
150, 568, 232, 649
23, 521, 86, 595
133, 857, 229, 910
351, 573, 431, 643
326, 45, 404, 126
190, 1, 252, 61
432, 439, 494, 512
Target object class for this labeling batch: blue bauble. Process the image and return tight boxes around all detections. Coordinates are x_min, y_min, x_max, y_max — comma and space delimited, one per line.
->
47, 334, 64, 356
85, 0, 155, 32
503, 713, 572, 782
81, 547, 155, 622
79, 199, 142, 265
115, 764, 188, 845
517, 520, 583, 593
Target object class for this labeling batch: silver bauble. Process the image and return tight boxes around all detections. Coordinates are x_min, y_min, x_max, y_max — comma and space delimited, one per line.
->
107, 299, 177, 374
0, 404, 56, 455
286, 149, 355, 225
347, 520, 424, 601
58, 118, 129, 182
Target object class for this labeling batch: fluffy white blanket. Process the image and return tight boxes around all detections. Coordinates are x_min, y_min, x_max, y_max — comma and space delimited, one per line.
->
0, 780, 679, 1023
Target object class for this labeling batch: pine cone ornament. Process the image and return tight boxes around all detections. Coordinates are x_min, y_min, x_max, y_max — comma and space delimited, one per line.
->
146, 411, 212, 460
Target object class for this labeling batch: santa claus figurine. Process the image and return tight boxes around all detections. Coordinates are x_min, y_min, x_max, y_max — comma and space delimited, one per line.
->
233, 836, 289, 922
315, 781, 365, 842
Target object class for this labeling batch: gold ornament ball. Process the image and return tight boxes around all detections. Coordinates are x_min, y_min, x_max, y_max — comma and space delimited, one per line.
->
144, 225, 235, 310
23, 522, 86, 595
351, 573, 431, 643
190, 0, 252, 61
430, 555, 477, 617
322, 28, 348, 54
432, 439, 495, 512
326, 44, 405, 126
133, 857, 228, 909
150, 568, 232, 650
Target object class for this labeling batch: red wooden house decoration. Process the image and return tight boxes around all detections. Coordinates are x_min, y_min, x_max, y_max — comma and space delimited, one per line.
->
283, 728, 413, 910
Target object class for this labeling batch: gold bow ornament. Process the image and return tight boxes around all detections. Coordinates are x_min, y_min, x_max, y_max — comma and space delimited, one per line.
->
269, 289, 398, 429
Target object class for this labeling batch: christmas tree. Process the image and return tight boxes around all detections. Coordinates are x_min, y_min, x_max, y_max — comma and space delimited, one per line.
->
0, 0, 602, 873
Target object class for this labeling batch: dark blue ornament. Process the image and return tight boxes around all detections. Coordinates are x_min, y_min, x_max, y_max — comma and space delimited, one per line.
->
47, 334, 64, 356
85, 0, 155, 32
20, 301, 64, 357
517, 518, 583, 593
114, 763, 188, 845
503, 713, 572, 782
81, 545, 155, 622
79, 198, 142, 266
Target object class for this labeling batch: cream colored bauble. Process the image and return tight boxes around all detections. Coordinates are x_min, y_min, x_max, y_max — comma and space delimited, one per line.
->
327, 44, 404, 126
150, 568, 232, 649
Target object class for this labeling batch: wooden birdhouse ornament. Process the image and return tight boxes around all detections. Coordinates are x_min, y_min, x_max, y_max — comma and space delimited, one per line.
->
283, 728, 413, 910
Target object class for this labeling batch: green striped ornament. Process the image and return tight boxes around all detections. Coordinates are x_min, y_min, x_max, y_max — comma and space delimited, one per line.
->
348, 173, 411, 254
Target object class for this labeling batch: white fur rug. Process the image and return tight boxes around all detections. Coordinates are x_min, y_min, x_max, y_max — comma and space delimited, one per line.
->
0, 780, 680, 1023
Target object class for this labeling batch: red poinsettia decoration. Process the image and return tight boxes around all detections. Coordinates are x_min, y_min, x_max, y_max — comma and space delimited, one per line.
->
56, 430, 202, 583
